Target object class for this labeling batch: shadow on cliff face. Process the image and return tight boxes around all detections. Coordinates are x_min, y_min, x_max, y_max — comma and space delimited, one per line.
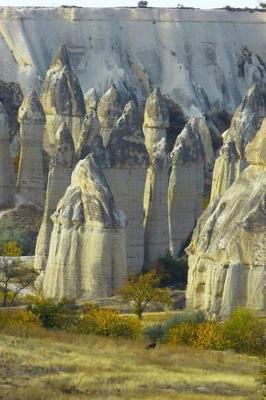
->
164, 95, 187, 153
0, 80, 23, 142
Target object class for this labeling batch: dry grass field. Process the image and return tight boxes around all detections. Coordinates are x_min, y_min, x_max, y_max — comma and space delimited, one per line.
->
0, 325, 261, 400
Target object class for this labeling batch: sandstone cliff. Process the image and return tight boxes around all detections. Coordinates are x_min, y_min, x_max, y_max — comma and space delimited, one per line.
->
186, 120, 266, 317
43, 154, 127, 299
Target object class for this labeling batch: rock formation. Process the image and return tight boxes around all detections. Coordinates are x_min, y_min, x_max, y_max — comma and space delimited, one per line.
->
143, 88, 170, 264
34, 122, 75, 271
84, 88, 99, 113
211, 83, 266, 201
40, 45, 86, 154
76, 109, 100, 160
186, 119, 266, 317
43, 154, 127, 299
168, 118, 206, 256
103, 99, 148, 274
0, 102, 15, 208
16, 91, 45, 207
97, 84, 124, 147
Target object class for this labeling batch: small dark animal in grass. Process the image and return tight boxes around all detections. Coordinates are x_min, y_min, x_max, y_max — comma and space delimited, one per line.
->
146, 342, 156, 350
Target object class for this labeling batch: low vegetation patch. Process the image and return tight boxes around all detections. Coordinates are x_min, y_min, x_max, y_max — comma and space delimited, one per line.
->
0, 300, 265, 399
145, 308, 266, 356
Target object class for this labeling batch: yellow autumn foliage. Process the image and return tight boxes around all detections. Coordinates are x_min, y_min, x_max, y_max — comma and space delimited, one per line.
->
3, 240, 23, 257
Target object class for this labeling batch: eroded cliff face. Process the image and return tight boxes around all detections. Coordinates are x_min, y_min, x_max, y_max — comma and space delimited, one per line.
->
0, 102, 15, 208
1, 8, 266, 117
43, 155, 127, 299
211, 83, 266, 201
186, 120, 266, 317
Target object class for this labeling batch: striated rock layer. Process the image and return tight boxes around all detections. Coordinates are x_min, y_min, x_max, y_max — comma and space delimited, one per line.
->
34, 123, 75, 271
43, 154, 127, 299
16, 91, 45, 207
186, 120, 266, 317
0, 102, 15, 207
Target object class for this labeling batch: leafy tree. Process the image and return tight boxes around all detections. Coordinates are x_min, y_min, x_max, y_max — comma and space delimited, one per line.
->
0, 258, 36, 307
119, 270, 172, 319
260, 2, 266, 8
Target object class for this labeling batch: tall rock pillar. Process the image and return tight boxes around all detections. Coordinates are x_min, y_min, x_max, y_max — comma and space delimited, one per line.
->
104, 100, 149, 274
34, 122, 75, 271
43, 155, 127, 300
16, 91, 45, 207
143, 88, 170, 264
168, 117, 205, 256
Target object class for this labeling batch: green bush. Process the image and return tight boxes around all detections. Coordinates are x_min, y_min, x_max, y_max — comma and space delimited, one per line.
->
145, 311, 206, 343
0, 222, 36, 256
144, 323, 164, 343
27, 296, 78, 330
163, 311, 205, 336
223, 308, 266, 356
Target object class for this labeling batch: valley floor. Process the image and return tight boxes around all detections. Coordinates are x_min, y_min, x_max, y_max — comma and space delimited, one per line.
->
0, 325, 260, 400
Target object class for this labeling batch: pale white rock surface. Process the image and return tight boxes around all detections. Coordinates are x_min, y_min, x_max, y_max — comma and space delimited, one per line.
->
16, 91, 45, 207
40, 45, 85, 154
143, 88, 170, 264
168, 117, 205, 256
1, 8, 266, 116
43, 154, 127, 299
211, 83, 266, 201
0, 102, 15, 207
84, 88, 99, 112
97, 84, 124, 147
34, 122, 75, 271
186, 119, 266, 317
